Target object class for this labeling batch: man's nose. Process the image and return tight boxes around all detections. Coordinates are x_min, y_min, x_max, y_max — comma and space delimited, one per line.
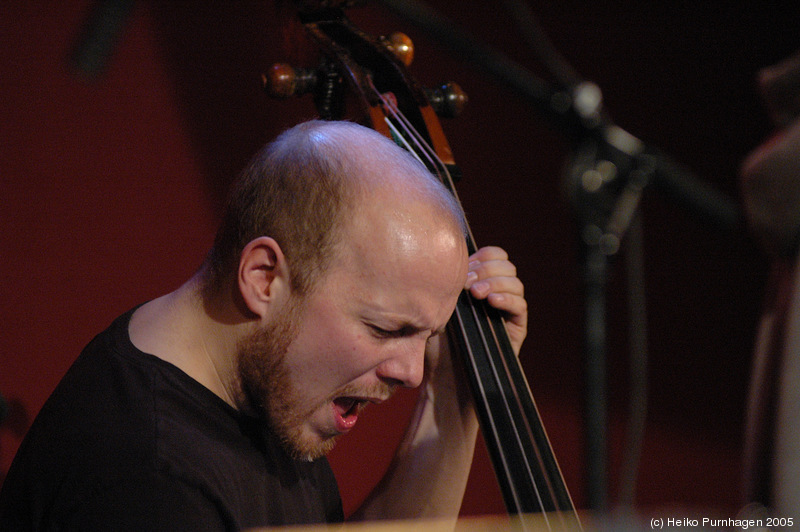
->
375, 339, 426, 389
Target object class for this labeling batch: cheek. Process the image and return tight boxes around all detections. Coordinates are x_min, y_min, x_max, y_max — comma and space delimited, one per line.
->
283, 314, 377, 398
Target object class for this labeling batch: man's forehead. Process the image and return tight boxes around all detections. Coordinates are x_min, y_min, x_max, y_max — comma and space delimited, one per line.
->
344, 195, 463, 257
321, 127, 467, 271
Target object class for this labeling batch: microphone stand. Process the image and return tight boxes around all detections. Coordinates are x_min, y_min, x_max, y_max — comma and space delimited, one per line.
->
565, 129, 656, 511
376, 0, 742, 512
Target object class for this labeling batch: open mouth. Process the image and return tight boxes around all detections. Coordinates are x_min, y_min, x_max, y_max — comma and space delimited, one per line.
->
332, 396, 370, 433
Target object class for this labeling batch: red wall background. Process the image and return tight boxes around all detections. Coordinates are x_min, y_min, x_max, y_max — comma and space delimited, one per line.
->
2, 0, 799, 519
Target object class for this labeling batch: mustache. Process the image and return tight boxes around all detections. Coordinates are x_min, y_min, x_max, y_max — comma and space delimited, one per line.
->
329, 380, 397, 404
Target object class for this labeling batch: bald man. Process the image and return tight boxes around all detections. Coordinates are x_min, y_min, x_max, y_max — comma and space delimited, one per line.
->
0, 120, 528, 530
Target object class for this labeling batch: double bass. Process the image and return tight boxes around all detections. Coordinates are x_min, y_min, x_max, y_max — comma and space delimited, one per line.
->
265, 3, 580, 528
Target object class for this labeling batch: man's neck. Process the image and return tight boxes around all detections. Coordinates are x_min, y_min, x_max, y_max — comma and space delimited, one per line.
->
128, 274, 248, 409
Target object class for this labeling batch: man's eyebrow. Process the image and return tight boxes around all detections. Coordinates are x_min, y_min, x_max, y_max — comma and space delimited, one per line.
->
381, 320, 443, 337
367, 310, 448, 337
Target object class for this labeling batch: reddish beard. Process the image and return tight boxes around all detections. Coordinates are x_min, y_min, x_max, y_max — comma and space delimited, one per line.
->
234, 302, 338, 461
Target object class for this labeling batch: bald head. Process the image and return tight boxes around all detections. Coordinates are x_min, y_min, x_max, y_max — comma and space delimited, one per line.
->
309, 121, 466, 231
203, 120, 467, 299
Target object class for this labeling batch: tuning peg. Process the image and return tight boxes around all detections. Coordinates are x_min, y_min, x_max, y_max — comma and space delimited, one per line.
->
262, 63, 318, 99
425, 82, 468, 118
381, 32, 414, 67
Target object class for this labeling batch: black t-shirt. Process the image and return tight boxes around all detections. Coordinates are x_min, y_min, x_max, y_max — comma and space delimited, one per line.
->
0, 308, 344, 531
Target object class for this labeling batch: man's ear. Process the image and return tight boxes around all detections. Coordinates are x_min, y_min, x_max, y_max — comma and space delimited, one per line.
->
238, 236, 291, 319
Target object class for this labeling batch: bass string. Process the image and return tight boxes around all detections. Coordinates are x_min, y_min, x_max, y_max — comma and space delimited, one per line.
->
377, 89, 577, 526
370, 84, 561, 522
372, 83, 546, 489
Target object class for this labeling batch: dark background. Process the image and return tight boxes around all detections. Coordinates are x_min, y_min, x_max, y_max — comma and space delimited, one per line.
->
2, 0, 798, 518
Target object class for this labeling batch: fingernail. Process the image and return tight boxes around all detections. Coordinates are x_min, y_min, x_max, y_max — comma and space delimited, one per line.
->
473, 280, 489, 295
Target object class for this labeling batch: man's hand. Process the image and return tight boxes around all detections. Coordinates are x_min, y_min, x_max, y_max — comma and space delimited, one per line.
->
422, 245, 528, 393
465, 246, 528, 355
